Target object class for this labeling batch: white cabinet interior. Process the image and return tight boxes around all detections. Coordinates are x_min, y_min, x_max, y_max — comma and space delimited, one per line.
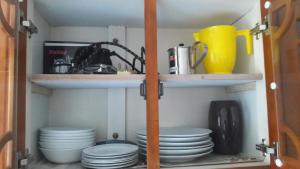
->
26, 0, 270, 168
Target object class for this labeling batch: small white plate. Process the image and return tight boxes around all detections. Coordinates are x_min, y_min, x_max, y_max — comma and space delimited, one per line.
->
140, 144, 213, 156
82, 151, 137, 159
83, 144, 138, 157
82, 154, 138, 164
137, 138, 212, 147
81, 158, 138, 169
136, 127, 212, 138
136, 134, 210, 142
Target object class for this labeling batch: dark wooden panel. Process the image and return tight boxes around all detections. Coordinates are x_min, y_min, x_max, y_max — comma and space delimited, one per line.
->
17, 0, 27, 156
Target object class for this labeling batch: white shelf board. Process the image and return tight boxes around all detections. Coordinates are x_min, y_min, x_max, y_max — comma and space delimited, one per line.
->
31, 74, 263, 89
161, 74, 263, 88
31, 74, 145, 89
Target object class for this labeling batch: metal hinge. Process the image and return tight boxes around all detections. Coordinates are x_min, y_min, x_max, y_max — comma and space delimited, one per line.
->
19, 9, 38, 38
250, 16, 269, 40
140, 80, 164, 100
256, 139, 283, 167
16, 149, 33, 169
256, 139, 278, 157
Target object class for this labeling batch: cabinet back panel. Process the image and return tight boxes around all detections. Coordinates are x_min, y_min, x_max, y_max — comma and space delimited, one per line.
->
49, 89, 108, 141
126, 87, 228, 141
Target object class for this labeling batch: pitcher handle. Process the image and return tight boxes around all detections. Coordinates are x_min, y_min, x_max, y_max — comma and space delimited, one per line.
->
237, 30, 253, 56
190, 41, 208, 70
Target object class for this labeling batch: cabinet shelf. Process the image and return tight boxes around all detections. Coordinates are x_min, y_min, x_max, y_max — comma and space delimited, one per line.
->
31, 74, 263, 89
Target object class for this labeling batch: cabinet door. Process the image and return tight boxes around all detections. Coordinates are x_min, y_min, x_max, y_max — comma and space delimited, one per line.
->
144, 0, 160, 168
0, 0, 18, 168
263, 0, 300, 168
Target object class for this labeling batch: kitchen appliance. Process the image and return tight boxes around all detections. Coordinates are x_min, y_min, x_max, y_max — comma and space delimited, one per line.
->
44, 41, 146, 74
209, 101, 243, 155
193, 25, 253, 74
168, 43, 208, 74
44, 41, 91, 74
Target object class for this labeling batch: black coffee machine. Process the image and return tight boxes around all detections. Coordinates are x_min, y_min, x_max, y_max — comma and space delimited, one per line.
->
209, 101, 243, 155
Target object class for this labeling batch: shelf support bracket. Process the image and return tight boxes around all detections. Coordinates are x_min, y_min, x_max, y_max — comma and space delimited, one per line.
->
140, 79, 164, 100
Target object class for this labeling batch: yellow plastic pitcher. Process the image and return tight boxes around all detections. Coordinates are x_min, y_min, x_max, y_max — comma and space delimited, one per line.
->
193, 25, 253, 74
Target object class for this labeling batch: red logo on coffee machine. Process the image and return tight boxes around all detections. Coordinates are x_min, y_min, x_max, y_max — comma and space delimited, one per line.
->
48, 50, 66, 55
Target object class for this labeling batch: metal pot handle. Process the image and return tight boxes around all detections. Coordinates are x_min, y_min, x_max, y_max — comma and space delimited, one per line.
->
189, 41, 208, 70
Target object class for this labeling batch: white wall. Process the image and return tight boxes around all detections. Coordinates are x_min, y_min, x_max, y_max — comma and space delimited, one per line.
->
48, 89, 108, 141
26, 2, 51, 159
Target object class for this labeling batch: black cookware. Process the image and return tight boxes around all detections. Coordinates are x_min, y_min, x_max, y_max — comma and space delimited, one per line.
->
209, 100, 243, 155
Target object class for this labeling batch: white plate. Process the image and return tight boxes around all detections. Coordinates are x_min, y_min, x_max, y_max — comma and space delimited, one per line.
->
82, 151, 137, 159
40, 127, 95, 134
136, 134, 210, 142
83, 144, 138, 157
82, 154, 138, 164
81, 158, 138, 169
138, 142, 214, 150
136, 128, 212, 138
138, 138, 212, 147
141, 150, 213, 163
140, 144, 213, 156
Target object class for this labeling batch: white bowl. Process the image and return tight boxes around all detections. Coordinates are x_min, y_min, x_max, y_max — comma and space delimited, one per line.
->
40, 127, 94, 134
40, 135, 95, 140
39, 141, 95, 149
40, 147, 82, 164
40, 132, 95, 138
39, 138, 95, 143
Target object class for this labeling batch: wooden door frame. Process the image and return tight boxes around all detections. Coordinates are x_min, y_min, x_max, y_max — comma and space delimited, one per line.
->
144, 0, 160, 168
260, 0, 300, 169
260, 0, 279, 169
17, 0, 27, 157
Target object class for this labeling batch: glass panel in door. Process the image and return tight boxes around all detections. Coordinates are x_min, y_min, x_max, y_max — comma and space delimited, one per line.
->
0, 0, 18, 168
269, 0, 300, 168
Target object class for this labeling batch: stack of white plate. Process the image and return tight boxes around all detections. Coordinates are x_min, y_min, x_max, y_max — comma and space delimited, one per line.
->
39, 127, 96, 163
82, 143, 139, 169
136, 127, 214, 163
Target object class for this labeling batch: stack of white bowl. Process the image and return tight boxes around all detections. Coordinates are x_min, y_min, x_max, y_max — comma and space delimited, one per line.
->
136, 127, 214, 163
39, 127, 96, 164
81, 143, 139, 169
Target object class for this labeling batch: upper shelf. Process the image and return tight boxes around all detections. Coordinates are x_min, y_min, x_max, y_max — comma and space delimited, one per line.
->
31, 74, 263, 89
34, 0, 257, 28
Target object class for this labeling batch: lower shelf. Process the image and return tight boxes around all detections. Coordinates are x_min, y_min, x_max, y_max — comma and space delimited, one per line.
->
29, 154, 265, 169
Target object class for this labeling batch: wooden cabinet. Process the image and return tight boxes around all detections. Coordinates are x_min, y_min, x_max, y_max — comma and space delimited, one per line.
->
0, 0, 300, 169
